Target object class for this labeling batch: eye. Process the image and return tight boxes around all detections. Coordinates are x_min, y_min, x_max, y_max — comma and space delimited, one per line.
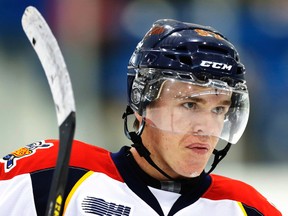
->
212, 106, 228, 115
183, 102, 197, 110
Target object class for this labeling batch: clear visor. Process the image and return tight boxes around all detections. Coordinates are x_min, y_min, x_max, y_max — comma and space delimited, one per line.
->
142, 78, 249, 144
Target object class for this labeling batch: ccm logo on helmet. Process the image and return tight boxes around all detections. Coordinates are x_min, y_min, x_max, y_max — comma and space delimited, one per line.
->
200, 60, 232, 71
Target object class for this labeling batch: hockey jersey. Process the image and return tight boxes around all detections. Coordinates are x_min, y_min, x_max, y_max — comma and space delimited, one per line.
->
0, 140, 282, 215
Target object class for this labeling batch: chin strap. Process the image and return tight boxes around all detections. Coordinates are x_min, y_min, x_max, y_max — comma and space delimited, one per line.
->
207, 143, 232, 174
122, 105, 232, 180
130, 132, 174, 180
122, 106, 174, 180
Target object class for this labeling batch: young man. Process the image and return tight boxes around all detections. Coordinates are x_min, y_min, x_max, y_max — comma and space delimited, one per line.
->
0, 19, 282, 215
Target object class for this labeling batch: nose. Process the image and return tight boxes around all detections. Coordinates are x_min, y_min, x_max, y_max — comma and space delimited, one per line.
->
190, 112, 218, 137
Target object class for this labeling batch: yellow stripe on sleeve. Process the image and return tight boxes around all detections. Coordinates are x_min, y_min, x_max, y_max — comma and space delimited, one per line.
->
63, 170, 94, 214
237, 202, 248, 216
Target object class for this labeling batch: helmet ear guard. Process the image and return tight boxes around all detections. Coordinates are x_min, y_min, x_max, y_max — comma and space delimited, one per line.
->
129, 73, 146, 115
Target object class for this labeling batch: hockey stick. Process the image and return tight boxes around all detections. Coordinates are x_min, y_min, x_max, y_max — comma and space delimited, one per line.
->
22, 6, 76, 216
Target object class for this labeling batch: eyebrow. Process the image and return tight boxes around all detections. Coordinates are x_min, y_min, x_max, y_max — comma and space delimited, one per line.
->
176, 95, 231, 106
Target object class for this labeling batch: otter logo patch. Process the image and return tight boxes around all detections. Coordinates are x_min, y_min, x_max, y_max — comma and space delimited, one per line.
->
1, 141, 53, 173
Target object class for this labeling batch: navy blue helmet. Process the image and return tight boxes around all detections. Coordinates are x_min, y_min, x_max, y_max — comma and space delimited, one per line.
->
123, 19, 249, 175
127, 19, 246, 116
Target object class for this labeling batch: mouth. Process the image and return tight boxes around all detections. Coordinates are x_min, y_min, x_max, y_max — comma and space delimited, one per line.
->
185, 143, 210, 155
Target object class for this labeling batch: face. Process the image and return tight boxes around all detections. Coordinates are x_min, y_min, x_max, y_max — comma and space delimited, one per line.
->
139, 80, 232, 179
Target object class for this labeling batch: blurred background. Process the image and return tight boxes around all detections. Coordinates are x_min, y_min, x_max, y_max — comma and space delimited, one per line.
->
0, 0, 287, 214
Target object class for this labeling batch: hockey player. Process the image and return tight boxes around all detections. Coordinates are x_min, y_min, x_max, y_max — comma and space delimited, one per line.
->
0, 19, 282, 215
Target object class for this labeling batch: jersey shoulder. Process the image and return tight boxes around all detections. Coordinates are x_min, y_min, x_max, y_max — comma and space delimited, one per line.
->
0, 139, 122, 182
203, 174, 281, 215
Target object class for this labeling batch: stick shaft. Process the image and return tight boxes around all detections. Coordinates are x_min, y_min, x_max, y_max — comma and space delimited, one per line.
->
22, 6, 76, 216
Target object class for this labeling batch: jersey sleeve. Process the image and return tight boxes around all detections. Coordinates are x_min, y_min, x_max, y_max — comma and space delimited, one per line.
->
0, 139, 122, 216
0, 173, 38, 215
0, 140, 57, 178
204, 174, 282, 216
0, 140, 59, 215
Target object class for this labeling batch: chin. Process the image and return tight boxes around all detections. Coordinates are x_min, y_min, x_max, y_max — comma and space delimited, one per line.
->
187, 171, 200, 178
177, 168, 202, 178
178, 163, 205, 178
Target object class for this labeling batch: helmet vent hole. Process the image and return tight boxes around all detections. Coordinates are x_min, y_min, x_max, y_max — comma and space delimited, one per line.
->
175, 45, 188, 52
164, 54, 177, 61
179, 56, 192, 65
178, 74, 192, 80
162, 71, 174, 77
237, 67, 243, 74
198, 45, 229, 55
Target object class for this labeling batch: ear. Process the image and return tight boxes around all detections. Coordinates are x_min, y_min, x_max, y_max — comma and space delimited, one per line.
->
134, 112, 143, 123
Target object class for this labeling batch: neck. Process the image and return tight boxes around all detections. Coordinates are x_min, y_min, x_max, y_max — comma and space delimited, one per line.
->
128, 147, 205, 194
130, 147, 180, 181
